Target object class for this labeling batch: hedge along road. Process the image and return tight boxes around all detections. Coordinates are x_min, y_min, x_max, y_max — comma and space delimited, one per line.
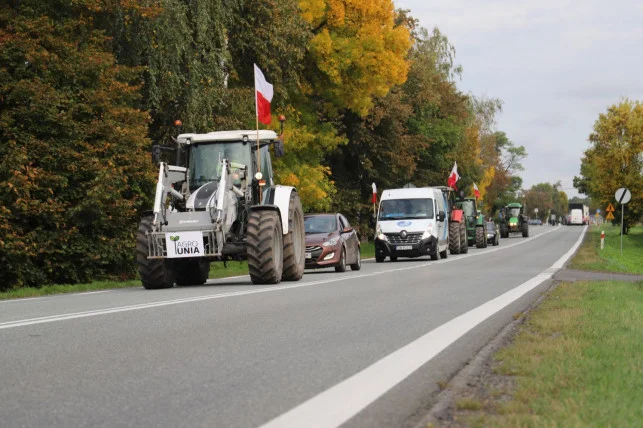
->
0, 225, 585, 428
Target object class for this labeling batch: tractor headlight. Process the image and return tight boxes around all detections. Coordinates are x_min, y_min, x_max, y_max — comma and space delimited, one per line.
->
322, 237, 340, 247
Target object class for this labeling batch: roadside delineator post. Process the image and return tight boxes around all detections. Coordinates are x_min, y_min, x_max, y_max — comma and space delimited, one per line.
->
600, 230, 605, 250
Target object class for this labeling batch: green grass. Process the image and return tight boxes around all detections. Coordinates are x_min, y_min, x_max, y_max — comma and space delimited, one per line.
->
471, 280, 642, 427
569, 224, 643, 274
0, 280, 140, 300
0, 241, 379, 300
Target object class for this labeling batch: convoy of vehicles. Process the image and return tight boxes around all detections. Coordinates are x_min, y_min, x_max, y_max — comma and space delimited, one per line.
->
304, 213, 361, 272
137, 125, 548, 287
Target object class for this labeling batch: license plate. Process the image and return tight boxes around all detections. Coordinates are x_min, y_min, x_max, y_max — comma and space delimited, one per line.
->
305, 252, 312, 259
396, 245, 412, 251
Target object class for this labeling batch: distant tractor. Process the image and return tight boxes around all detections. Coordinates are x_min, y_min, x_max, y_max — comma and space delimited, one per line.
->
499, 202, 529, 238
455, 197, 488, 248
136, 127, 306, 289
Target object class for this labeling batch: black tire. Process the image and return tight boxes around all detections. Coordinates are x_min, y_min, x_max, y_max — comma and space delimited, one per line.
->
350, 248, 361, 271
430, 244, 439, 261
390, 256, 398, 262
483, 226, 489, 248
500, 223, 509, 239
475, 226, 486, 248
375, 255, 385, 263
281, 191, 305, 281
335, 247, 347, 272
439, 246, 448, 259
459, 221, 468, 254
136, 217, 173, 289
247, 210, 283, 284
522, 221, 529, 237
448, 221, 460, 254
171, 258, 210, 286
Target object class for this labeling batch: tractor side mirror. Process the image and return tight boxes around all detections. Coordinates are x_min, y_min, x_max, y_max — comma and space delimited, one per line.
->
151, 145, 161, 164
274, 140, 285, 158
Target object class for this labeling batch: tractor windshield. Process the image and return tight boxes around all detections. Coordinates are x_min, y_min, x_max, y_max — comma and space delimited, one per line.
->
378, 198, 434, 220
459, 200, 476, 218
188, 142, 252, 189
508, 207, 521, 218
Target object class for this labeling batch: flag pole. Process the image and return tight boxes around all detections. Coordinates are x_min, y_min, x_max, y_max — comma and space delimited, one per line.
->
254, 67, 261, 203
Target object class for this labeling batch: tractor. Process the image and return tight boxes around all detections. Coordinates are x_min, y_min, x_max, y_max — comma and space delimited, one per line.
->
499, 202, 529, 238
455, 197, 487, 248
136, 124, 305, 289
436, 186, 468, 255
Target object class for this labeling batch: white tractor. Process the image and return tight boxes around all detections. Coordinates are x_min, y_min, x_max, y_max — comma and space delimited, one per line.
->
136, 127, 305, 288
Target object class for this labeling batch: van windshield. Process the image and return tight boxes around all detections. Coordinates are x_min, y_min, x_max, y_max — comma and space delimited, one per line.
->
378, 198, 434, 220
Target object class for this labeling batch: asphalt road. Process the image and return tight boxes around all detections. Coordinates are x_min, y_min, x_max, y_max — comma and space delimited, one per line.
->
0, 225, 586, 428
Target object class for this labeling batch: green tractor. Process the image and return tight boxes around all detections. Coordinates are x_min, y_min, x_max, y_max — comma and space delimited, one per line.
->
499, 202, 529, 238
455, 197, 487, 248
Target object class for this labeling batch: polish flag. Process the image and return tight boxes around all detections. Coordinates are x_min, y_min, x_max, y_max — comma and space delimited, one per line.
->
473, 182, 480, 199
372, 183, 377, 203
447, 161, 460, 189
254, 64, 273, 125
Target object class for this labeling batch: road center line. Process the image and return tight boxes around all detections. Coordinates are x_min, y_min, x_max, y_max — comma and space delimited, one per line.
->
0, 226, 563, 330
258, 226, 587, 428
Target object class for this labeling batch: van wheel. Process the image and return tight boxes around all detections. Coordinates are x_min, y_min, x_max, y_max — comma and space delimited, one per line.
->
439, 247, 448, 259
390, 256, 398, 262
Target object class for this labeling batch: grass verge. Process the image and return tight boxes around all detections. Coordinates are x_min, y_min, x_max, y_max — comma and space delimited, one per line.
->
463, 280, 642, 427
569, 224, 642, 274
1, 241, 378, 300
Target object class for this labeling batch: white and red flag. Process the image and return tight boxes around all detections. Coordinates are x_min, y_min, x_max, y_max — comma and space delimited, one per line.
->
372, 182, 377, 204
447, 161, 460, 189
254, 64, 273, 125
473, 182, 480, 199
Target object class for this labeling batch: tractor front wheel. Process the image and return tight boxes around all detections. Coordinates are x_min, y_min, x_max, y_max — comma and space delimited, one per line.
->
475, 226, 486, 248
247, 210, 283, 284
136, 217, 173, 289
459, 221, 468, 253
281, 191, 305, 281
448, 221, 461, 254
522, 221, 529, 237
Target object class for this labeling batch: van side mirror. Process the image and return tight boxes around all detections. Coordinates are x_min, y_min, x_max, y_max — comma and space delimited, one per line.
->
274, 140, 285, 158
438, 210, 446, 222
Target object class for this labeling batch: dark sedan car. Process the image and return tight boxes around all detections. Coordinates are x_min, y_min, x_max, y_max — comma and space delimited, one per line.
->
485, 221, 500, 246
304, 213, 361, 272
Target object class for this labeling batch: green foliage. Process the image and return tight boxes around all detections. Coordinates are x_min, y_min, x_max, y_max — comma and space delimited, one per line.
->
0, 5, 153, 290
574, 99, 643, 226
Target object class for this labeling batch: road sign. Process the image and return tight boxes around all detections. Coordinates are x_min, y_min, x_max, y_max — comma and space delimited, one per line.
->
615, 188, 631, 204
606, 212, 615, 220
606, 203, 615, 212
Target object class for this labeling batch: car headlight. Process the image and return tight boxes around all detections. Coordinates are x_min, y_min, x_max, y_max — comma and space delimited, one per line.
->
322, 236, 340, 247
376, 225, 387, 241
421, 224, 434, 239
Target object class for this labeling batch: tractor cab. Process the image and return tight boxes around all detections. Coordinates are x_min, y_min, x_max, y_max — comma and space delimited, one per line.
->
455, 197, 487, 247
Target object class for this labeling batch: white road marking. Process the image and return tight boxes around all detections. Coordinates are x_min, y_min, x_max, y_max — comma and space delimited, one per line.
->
0, 226, 565, 329
258, 226, 587, 428
0, 289, 112, 304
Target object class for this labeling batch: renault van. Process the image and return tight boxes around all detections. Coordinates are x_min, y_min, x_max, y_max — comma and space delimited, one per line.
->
374, 187, 449, 262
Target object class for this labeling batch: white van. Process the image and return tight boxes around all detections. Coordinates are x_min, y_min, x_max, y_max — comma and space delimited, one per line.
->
374, 187, 449, 262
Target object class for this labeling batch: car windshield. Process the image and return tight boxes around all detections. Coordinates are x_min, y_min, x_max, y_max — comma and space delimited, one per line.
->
304, 216, 337, 234
188, 142, 251, 189
508, 207, 521, 218
485, 222, 495, 230
378, 198, 434, 220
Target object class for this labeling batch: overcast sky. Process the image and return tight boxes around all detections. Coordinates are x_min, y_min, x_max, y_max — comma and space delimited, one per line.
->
396, 0, 643, 198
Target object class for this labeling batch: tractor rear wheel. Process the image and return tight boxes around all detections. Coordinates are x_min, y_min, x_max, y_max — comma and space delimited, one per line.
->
136, 217, 173, 289
522, 221, 529, 237
459, 222, 468, 254
281, 191, 305, 281
171, 258, 209, 286
247, 210, 283, 284
476, 226, 486, 248
448, 221, 461, 254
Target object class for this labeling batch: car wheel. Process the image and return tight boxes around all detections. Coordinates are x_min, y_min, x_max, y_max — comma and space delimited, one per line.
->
350, 248, 361, 271
335, 247, 347, 272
